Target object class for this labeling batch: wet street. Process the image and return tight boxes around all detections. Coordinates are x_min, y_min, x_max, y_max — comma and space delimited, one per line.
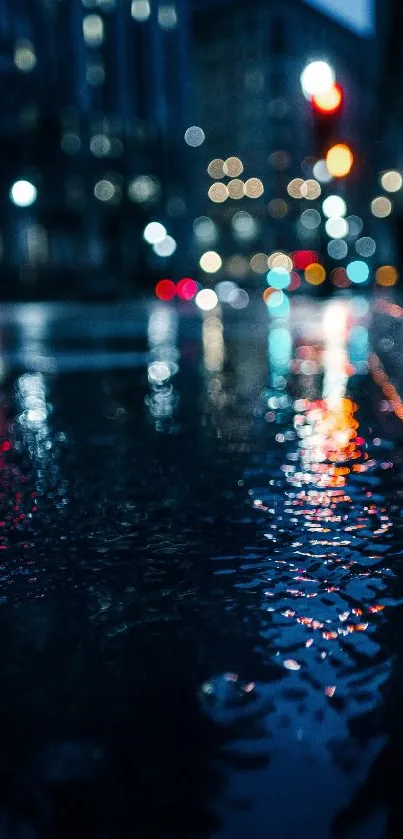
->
0, 295, 402, 838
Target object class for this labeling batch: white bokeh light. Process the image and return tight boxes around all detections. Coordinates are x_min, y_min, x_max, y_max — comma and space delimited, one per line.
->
195, 289, 218, 311
300, 61, 335, 98
153, 235, 177, 257
10, 180, 37, 207
322, 195, 347, 218
143, 222, 166, 244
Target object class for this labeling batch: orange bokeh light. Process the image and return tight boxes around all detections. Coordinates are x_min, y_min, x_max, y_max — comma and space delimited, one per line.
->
312, 84, 342, 114
326, 143, 353, 178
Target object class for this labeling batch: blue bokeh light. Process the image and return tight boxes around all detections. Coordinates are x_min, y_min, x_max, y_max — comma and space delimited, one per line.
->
267, 267, 291, 290
346, 260, 369, 284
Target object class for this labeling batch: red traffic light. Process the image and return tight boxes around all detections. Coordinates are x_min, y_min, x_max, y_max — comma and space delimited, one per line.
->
311, 83, 342, 115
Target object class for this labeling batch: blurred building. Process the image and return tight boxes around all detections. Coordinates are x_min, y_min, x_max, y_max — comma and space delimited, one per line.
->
189, 0, 381, 288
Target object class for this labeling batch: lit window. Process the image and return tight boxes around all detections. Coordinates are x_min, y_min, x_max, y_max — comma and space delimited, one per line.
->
83, 14, 104, 47
158, 4, 177, 29
131, 0, 150, 21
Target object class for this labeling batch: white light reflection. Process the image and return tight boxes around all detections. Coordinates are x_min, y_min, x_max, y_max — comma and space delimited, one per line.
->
322, 301, 349, 406
146, 305, 179, 428
203, 312, 224, 373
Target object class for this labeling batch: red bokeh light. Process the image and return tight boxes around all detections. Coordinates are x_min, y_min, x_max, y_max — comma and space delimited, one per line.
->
292, 250, 318, 270
155, 279, 176, 301
311, 83, 342, 115
289, 271, 301, 291
176, 277, 198, 301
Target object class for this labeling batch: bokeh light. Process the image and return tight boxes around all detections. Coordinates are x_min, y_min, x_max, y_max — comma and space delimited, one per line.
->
268, 150, 291, 171
304, 263, 326, 285
325, 217, 348, 239
143, 221, 166, 244
267, 198, 288, 218
128, 175, 160, 204
199, 251, 222, 273
355, 236, 376, 257
14, 40, 37, 72
326, 144, 353, 178
228, 288, 249, 309
346, 215, 363, 237
327, 239, 348, 259
312, 83, 342, 113
289, 271, 301, 291
322, 194, 347, 218
155, 279, 176, 301
131, 0, 150, 20
10, 180, 37, 207
226, 255, 249, 278
158, 5, 177, 29
300, 61, 335, 98
153, 235, 177, 257
267, 267, 291, 289
244, 178, 264, 198
313, 159, 333, 183
292, 250, 318, 269
227, 178, 244, 199
371, 196, 392, 218
184, 126, 205, 147
223, 157, 243, 177
376, 265, 398, 287
251, 253, 268, 273
193, 216, 217, 244
208, 182, 228, 203
268, 252, 293, 271
176, 278, 198, 300
380, 170, 402, 193
207, 159, 225, 179
346, 260, 369, 284
215, 280, 238, 302
195, 289, 218, 311
231, 211, 258, 241
287, 178, 304, 198
301, 179, 321, 199
300, 209, 321, 229
266, 290, 290, 317
330, 267, 350, 288
94, 179, 116, 202
83, 14, 104, 46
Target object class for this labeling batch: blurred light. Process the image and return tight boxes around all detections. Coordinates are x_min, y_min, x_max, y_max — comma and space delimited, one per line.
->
61, 133, 81, 155
301, 179, 321, 199
83, 14, 104, 46
266, 290, 290, 318
158, 4, 177, 29
216, 280, 238, 302
223, 157, 243, 177
346, 260, 369, 284
267, 198, 288, 218
268, 252, 293, 271
128, 175, 160, 203
327, 239, 348, 259
244, 178, 264, 198
326, 144, 353, 178
371, 196, 392, 218
325, 217, 348, 238
86, 62, 105, 85
166, 196, 186, 217
322, 195, 346, 218
287, 178, 304, 198
155, 279, 176, 300
304, 263, 326, 285
184, 126, 205, 147
10, 180, 37, 207
269, 150, 291, 171
193, 216, 217, 243
330, 267, 350, 288
153, 235, 177, 257
90, 134, 111, 157
228, 288, 249, 309
355, 236, 376, 257
200, 251, 222, 273
251, 253, 268, 273
376, 265, 398, 287
267, 267, 291, 289
14, 40, 36, 72
300, 208, 321, 229
313, 159, 333, 183
380, 170, 402, 193
144, 221, 166, 244
231, 211, 258, 241
207, 159, 225, 179
289, 271, 301, 291
227, 179, 244, 199
312, 83, 342, 113
94, 179, 117, 202
196, 289, 218, 311
226, 255, 249, 278
300, 61, 335, 98
148, 361, 176, 385
346, 215, 363, 237
292, 250, 317, 269
131, 0, 150, 20
176, 278, 198, 300
208, 182, 228, 203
